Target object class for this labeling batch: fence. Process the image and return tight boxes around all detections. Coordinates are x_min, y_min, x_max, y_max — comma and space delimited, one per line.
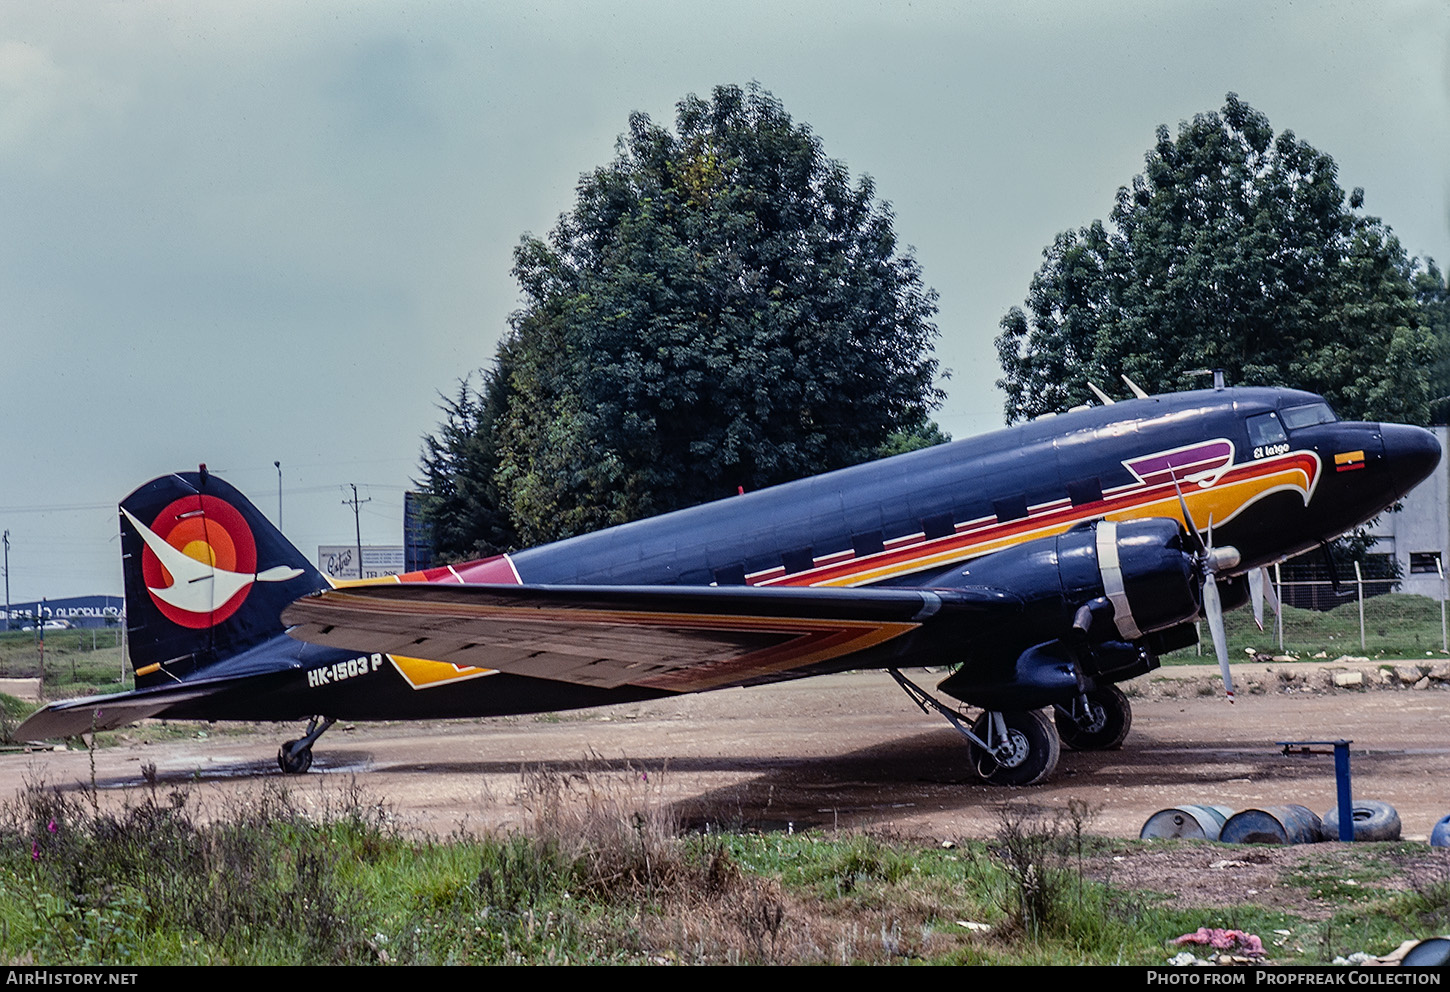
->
1185, 563, 1449, 662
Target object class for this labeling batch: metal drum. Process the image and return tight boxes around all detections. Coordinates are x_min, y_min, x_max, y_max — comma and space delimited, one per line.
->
1220, 805, 1324, 845
1431, 814, 1450, 849
1140, 805, 1235, 841
1402, 937, 1450, 967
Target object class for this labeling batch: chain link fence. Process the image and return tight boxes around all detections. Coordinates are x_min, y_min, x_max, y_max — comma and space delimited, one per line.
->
1182, 575, 1448, 663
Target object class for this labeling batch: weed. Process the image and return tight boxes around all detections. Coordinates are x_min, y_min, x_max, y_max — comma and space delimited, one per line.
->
0, 776, 385, 964
1397, 860, 1450, 931
991, 807, 1070, 939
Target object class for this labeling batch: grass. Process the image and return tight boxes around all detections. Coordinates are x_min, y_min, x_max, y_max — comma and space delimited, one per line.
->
2, 767, 1445, 966
0, 629, 129, 697
1163, 593, 1450, 665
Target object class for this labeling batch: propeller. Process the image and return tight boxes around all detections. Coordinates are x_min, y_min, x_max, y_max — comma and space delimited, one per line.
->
1247, 567, 1281, 631
1172, 480, 1241, 700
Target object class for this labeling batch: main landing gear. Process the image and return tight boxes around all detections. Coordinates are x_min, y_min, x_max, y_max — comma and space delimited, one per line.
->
277, 715, 335, 774
1053, 684, 1132, 751
966, 709, 1060, 786
886, 671, 1137, 785
887, 670, 1061, 786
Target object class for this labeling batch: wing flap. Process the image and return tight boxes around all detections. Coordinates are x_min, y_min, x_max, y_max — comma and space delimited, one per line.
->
283, 583, 981, 693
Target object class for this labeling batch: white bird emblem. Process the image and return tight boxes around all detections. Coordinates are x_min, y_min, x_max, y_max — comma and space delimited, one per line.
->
122, 506, 302, 616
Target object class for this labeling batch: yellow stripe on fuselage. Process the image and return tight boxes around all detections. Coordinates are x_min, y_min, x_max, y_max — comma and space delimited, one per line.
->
790, 451, 1319, 588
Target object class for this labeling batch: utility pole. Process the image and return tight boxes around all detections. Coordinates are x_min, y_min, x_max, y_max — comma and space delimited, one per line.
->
275, 461, 283, 530
37, 597, 44, 699
342, 484, 371, 580
3, 529, 10, 633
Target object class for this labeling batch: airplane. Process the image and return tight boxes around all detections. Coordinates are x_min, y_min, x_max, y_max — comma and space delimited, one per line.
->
14, 381, 1441, 786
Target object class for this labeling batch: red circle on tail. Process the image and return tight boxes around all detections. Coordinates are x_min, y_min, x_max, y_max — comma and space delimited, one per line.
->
140, 495, 258, 628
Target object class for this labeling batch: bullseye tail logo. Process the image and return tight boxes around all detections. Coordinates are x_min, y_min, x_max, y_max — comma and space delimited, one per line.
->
123, 496, 303, 629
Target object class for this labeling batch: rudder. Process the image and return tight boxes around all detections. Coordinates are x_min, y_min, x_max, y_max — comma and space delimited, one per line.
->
120, 466, 327, 686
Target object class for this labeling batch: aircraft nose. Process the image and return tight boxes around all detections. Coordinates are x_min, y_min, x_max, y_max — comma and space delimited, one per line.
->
1381, 423, 1442, 497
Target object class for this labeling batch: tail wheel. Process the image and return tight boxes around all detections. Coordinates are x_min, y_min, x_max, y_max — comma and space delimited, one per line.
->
968, 709, 1060, 786
277, 739, 314, 775
1055, 684, 1132, 751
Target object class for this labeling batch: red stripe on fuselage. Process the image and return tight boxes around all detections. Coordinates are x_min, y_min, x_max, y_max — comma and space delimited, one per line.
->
752, 451, 1319, 588
393, 554, 523, 586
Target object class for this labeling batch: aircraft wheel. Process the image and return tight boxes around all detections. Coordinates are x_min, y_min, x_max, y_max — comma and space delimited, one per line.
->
277, 740, 314, 775
1055, 685, 1132, 751
968, 709, 1060, 786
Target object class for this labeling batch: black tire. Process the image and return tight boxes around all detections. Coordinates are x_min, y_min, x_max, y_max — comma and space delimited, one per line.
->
1322, 800, 1400, 842
968, 709, 1060, 786
277, 740, 314, 775
1055, 684, 1132, 751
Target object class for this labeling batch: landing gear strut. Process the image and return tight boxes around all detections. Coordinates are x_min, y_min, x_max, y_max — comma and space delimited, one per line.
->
1053, 684, 1132, 751
966, 709, 1060, 786
278, 715, 335, 774
887, 669, 1061, 786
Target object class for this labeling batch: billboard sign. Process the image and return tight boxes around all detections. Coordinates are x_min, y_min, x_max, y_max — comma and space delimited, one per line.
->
317, 545, 406, 581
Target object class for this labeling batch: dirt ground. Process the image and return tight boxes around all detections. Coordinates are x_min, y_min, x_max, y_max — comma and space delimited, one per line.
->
4, 662, 1447, 847
5, 662, 1449, 929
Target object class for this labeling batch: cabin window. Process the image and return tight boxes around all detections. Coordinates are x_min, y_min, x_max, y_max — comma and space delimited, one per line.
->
920, 512, 955, 540
712, 563, 747, 586
992, 494, 1029, 523
781, 546, 815, 574
1247, 412, 1288, 448
1067, 477, 1103, 506
851, 530, 885, 557
1281, 402, 1338, 430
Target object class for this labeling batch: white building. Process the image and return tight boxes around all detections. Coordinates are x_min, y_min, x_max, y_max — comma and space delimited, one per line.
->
1367, 425, 1449, 600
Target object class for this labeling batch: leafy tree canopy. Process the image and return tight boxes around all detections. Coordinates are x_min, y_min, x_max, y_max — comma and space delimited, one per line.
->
1416, 261, 1450, 424
420, 84, 943, 557
416, 364, 518, 560
996, 93, 1437, 425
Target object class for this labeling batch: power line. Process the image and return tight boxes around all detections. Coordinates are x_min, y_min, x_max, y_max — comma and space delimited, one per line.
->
342, 484, 371, 581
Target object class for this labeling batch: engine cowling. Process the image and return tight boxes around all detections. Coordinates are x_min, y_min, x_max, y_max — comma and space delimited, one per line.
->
929, 518, 1204, 709
1091, 518, 1202, 639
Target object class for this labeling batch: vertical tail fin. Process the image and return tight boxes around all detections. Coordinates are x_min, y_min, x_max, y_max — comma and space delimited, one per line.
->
121, 468, 327, 686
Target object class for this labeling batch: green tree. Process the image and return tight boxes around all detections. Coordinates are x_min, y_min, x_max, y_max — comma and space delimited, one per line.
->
416, 364, 519, 560
426, 84, 943, 551
996, 94, 1436, 425
1416, 260, 1450, 424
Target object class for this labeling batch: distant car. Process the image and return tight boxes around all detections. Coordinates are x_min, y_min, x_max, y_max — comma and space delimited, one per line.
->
18, 619, 71, 631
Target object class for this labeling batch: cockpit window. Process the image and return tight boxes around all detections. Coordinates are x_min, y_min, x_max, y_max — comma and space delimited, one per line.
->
1247, 412, 1288, 448
1280, 402, 1337, 430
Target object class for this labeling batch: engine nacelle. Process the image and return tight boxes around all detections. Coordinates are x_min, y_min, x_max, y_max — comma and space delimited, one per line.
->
930, 518, 1204, 709
1091, 518, 1202, 639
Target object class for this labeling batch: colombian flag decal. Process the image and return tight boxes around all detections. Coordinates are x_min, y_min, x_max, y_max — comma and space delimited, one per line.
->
1334, 450, 1366, 473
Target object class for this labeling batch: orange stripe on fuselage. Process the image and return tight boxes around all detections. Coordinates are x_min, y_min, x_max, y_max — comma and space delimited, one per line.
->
757, 451, 1320, 589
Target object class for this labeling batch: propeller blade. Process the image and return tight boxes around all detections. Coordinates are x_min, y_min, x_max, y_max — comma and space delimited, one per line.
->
1260, 566, 1281, 616
1247, 566, 1281, 631
1171, 476, 1206, 553
1249, 568, 1266, 630
1202, 577, 1233, 701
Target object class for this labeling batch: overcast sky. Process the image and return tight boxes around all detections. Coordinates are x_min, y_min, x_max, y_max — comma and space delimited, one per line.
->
2, 0, 1447, 601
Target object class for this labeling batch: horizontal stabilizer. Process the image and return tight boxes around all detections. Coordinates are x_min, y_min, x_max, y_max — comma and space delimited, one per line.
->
13, 679, 246, 740
283, 583, 1004, 693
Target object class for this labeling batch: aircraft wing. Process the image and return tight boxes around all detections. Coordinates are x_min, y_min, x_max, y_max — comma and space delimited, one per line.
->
283, 583, 1016, 693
